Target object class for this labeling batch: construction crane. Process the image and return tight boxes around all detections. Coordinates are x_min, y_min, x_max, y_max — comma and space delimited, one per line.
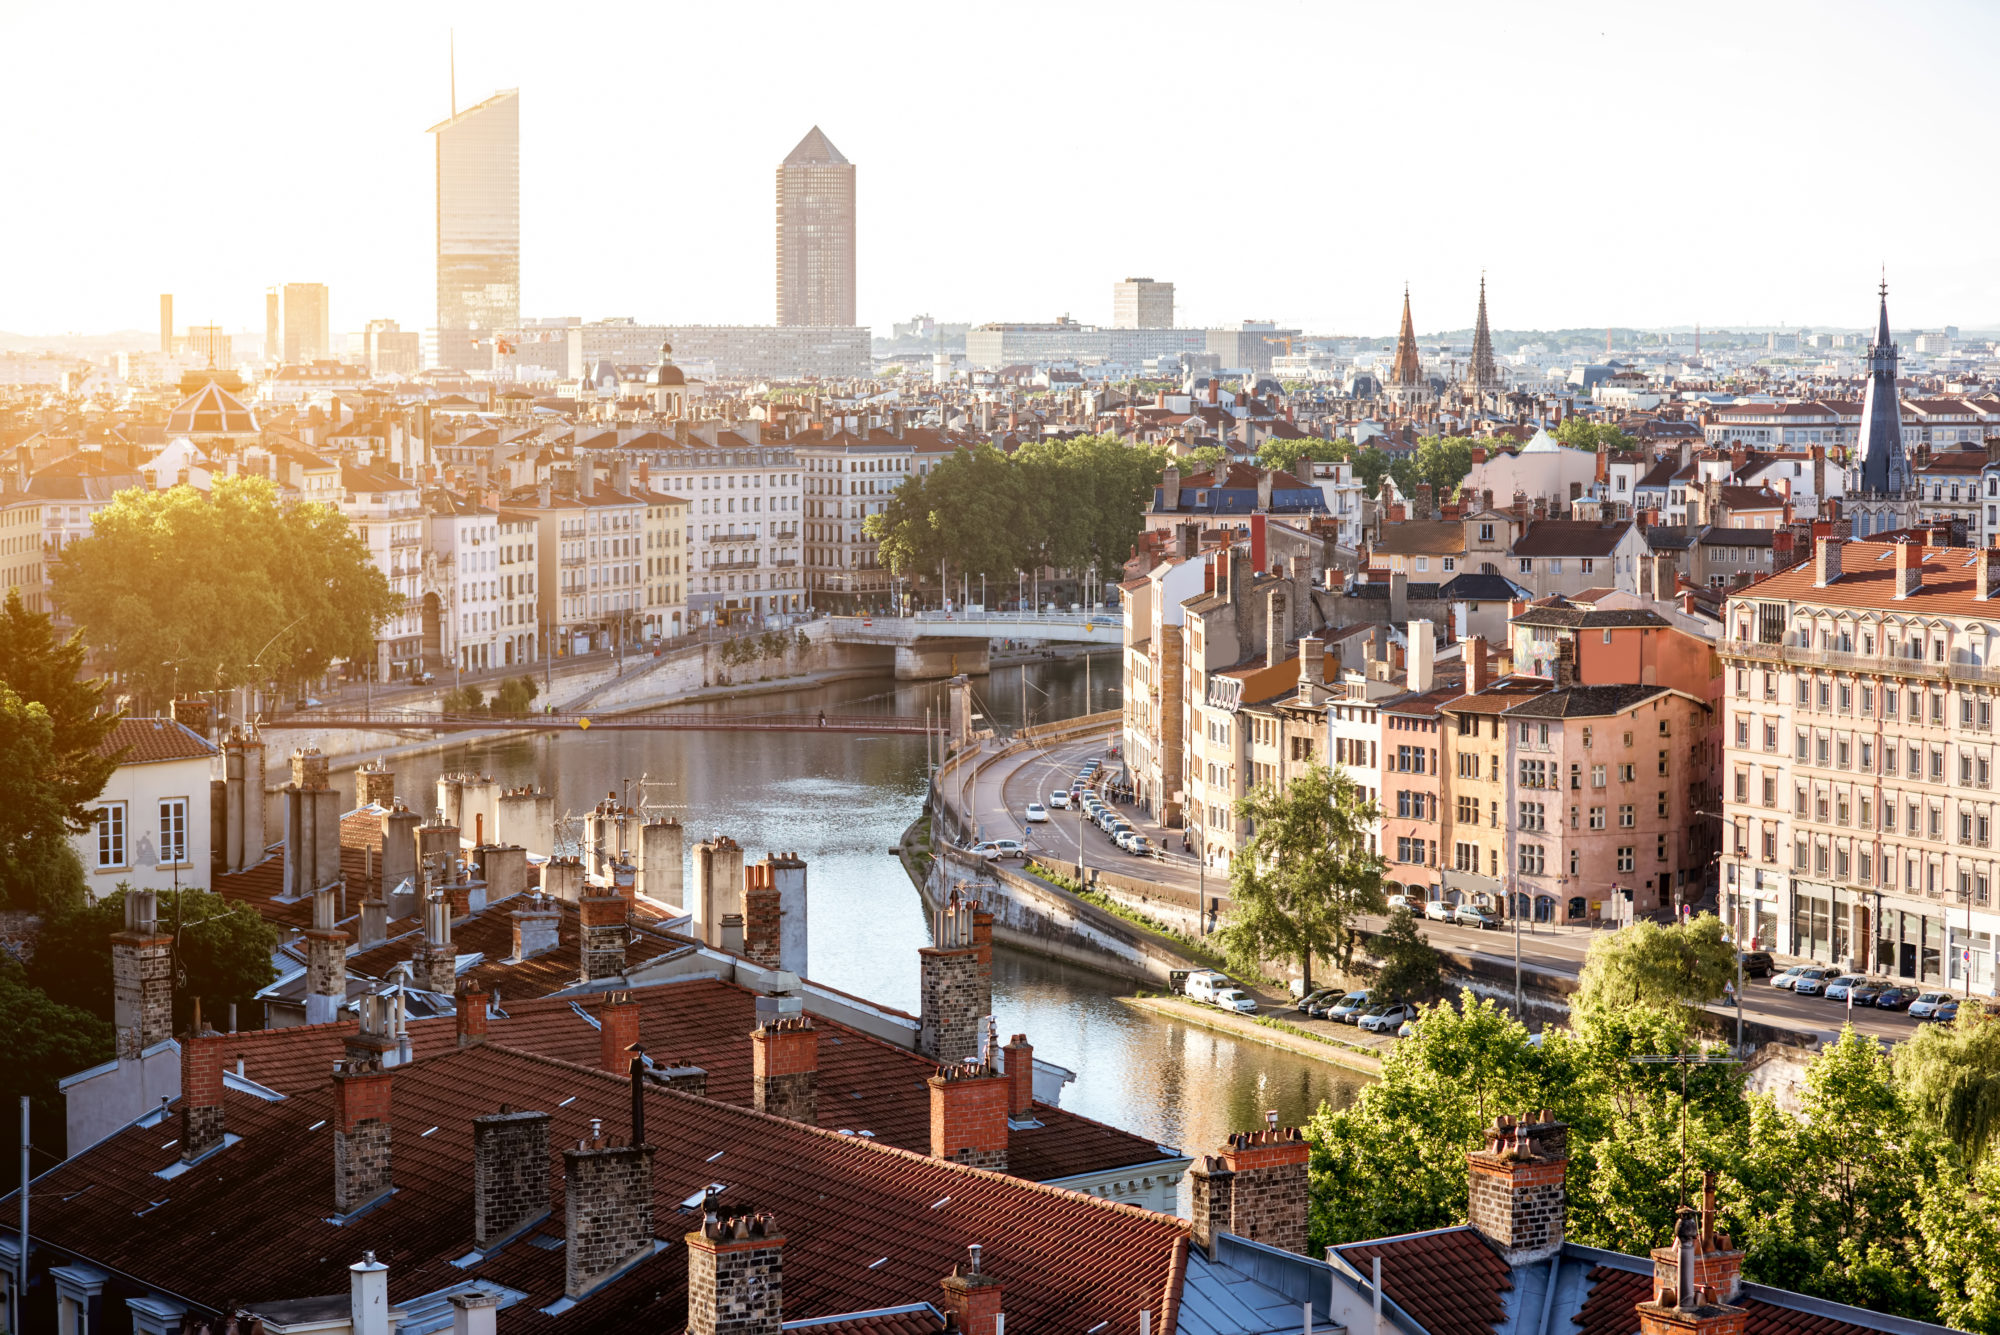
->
1262, 335, 1295, 357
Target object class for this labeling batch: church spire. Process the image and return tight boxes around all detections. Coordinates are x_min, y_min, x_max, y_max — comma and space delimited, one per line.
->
1465, 274, 1497, 394
1391, 285, 1422, 388
1855, 275, 1906, 500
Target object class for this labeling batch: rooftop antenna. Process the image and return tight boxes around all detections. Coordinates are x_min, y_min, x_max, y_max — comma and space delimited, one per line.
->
1632, 1051, 1742, 1208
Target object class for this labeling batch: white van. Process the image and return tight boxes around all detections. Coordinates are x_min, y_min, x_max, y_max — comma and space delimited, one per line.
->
1183, 970, 1233, 1004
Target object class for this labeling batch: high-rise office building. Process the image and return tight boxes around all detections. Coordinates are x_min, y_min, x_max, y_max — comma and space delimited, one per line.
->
279, 283, 331, 364
183, 325, 232, 367
363, 319, 423, 376
1112, 278, 1174, 329
775, 126, 855, 327
265, 288, 281, 363
429, 88, 520, 371
159, 294, 173, 354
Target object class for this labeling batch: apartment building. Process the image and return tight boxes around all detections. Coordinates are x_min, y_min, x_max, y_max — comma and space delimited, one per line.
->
527, 479, 647, 656
427, 493, 511, 672
0, 490, 44, 612
641, 488, 688, 639
1121, 544, 1206, 825
622, 423, 803, 625
338, 464, 426, 678
1437, 655, 1548, 908
1721, 537, 2000, 991
797, 433, 914, 611
496, 511, 539, 664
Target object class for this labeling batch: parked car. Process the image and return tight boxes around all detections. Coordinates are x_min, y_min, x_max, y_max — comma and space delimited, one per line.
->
1182, 970, 1233, 1004
1909, 990, 1955, 1020
1453, 904, 1500, 930
1297, 988, 1341, 1015
1324, 990, 1374, 1023
1739, 951, 1775, 979
1792, 967, 1835, 996
1112, 829, 1137, 852
1360, 1002, 1417, 1034
1822, 973, 1871, 1002
1212, 987, 1258, 1014
1125, 834, 1154, 857
1848, 978, 1895, 1007
1024, 803, 1049, 824
1387, 893, 1413, 912
1048, 791, 1069, 810
1352, 1003, 1395, 1030
1425, 900, 1457, 923
1398, 1018, 1419, 1038
1770, 965, 1811, 990
1874, 985, 1916, 1011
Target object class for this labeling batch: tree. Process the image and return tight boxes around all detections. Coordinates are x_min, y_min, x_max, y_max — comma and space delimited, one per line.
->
1258, 436, 1344, 477
1573, 915, 1737, 1021
0, 958, 114, 1192
1900, 1006, 2000, 1163
442, 684, 486, 713
1351, 446, 1394, 497
1369, 908, 1442, 1001
1221, 764, 1384, 990
1410, 436, 1477, 501
29, 887, 278, 1033
0, 686, 81, 911
491, 675, 540, 716
1555, 418, 1639, 454
1915, 1155, 2000, 1335
0, 587, 121, 831
50, 476, 400, 703
1182, 445, 1227, 470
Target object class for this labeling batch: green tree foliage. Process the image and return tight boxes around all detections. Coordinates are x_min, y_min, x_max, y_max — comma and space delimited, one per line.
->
29, 887, 278, 1033
491, 675, 540, 715
51, 476, 400, 701
0, 686, 81, 911
1257, 436, 1345, 477
0, 957, 114, 1188
865, 435, 1166, 593
442, 684, 486, 713
1410, 436, 1478, 500
1369, 908, 1442, 1001
1573, 915, 1738, 1020
1555, 418, 1639, 454
1901, 1007, 2000, 1164
0, 588, 121, 831
1351, 446, 1394, 497
1181, 445, 1227, 470
1916, 1154, 2000, 1334
1221, 764, 1383, 990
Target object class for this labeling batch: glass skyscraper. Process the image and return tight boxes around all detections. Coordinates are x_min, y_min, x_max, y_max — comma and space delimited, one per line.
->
429, 88, 520, 371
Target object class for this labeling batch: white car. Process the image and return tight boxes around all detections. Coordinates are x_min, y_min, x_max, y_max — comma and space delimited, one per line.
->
970, 839, 1026, 861
1908, 990, 1955, 1020
1183, 970, 1233, 1003
1024, 802, 1049, 823
1424, 899, 1456, 923
1212, 988, 1258, 1014
1048, 791, 1070, 810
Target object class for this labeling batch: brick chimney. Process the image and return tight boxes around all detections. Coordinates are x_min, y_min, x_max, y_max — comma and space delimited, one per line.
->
1811, 535, 1844, 587
379, 801, 421, 898
940, 1244, 1004, 1335
600, 991, 640, 1073
180, 1010, 228, 1162
1188, 1119, 1310, 1256
743, 861, 781, 970
1637, 1204, 1747, 1335
1467, 1110, 1569, 1265
358, 761, 395, 808
579, 891, 630, 982
222, 733, 267, 874
751, 1016, 818, 1123
685, 1209, 784, 1335
511, 891, 561, 960
928, 1060, 1010, 1171
563, 1125, 655, 1299
332, 1057, 394, 1214
112, 889, 172, 1060
1652, 1172, 1745, 1304
1979, 547, 2000, 601
305, 885, 349, 1025
472, 1107, 550, 1251
1001, 1034, 1036, 1117
1467, 636, 1490, 694
1895, 540, 1925, 599
919, 891, 988, 1062
457, 983, 490, 1049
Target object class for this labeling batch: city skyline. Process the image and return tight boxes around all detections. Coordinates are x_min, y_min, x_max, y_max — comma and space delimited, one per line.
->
4, 0, 1997, 341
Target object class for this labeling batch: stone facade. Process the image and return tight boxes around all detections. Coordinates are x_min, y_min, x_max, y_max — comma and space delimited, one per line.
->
1189, 1156, 1235, 1257
927, 1065, 1009, 1172
305, 927, 349, 1020
1466, 1112, 1569, 1265
918, 946, 983, 1062
743, 863, 782, 970
1217, 1128, 1310, 1255
333, 1063, 394, 1214
751, 1018, 818, 1123
111, 929, 172, 1060
358, 762, 396, 807
580, 895, 630, 981
686, 1212, 784, 1335
473, 1109, 550, 1248
563, 1142, 655, 1298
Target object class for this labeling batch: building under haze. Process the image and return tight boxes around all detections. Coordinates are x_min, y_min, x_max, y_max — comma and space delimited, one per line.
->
278, 282, 330, 364
1112, 277, 1174, 328
775, 126, 855, 327
430, 88, 521, 371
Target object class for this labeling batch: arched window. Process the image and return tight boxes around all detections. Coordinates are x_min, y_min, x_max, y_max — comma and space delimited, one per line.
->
1568, 896, 1588, 920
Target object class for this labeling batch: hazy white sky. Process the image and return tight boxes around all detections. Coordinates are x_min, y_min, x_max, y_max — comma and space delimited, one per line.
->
3, 0, 1992, 340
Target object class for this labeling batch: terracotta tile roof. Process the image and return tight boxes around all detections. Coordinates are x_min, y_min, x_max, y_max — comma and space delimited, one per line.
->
784, 1306, 946, 1334
15, 1043, 1187, 1334
344, 899, 690, 998
93, 717, 216, 764
1740, 540, 1993, 615
1337, 1227, 1511, 1335
1570, 1265, 1895, 1335
1375, 523, 1467, 557
1512, 522, 1633, 558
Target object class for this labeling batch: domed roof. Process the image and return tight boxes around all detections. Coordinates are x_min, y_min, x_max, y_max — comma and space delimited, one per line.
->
166, 379, 258, 436
650, 340, 684, 387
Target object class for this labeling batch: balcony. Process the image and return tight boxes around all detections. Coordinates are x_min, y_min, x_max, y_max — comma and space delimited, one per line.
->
709, 531, 758, 545
390, 535, 421, 549
772, 558, 798, 568
710, 558, 758, 572
1726, 636, 2000, 687
560, 555, 586, 568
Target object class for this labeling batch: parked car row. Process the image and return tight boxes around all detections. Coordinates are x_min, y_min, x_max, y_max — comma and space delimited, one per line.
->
1182, 970, 1257, 1013
1770, 964, 1962, 1018
1406, 898, 1500, 929
1297, 987, 1421, 1036
1060, 759, 1154, 857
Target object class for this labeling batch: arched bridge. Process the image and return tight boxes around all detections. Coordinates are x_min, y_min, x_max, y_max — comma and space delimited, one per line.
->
281, 709, 939, 735
823, 610, 1125, 677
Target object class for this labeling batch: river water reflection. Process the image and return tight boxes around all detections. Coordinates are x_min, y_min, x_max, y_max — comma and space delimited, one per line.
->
336, 653, 1367, 1159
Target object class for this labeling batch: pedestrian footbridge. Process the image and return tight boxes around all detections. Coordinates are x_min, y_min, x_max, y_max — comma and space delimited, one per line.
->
821, 610, 1125, 677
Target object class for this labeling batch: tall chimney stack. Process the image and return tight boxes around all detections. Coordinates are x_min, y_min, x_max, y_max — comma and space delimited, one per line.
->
685, 1209, 784, 1335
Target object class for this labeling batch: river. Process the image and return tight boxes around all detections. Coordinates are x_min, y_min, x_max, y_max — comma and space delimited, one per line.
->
335, 652, 1367, 1161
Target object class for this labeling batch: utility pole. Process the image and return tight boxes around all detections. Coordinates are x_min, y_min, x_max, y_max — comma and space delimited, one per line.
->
18, 1095, 28, 1325
1512, 876, 1523, 1018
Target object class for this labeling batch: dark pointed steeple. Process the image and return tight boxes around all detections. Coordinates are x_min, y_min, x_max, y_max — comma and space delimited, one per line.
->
1855, 275, 1907, 498
1465, 274, 1498, 394
1391, 286, 1422, 388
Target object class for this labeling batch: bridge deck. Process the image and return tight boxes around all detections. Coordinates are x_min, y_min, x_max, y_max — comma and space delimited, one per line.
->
277, 711, 937, 734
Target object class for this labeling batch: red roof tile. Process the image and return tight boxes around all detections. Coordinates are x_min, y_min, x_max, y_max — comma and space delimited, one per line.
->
94, 717, 216, 764
1571, 1265, 1890, 1335
1338, 1227, 1511, 1335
